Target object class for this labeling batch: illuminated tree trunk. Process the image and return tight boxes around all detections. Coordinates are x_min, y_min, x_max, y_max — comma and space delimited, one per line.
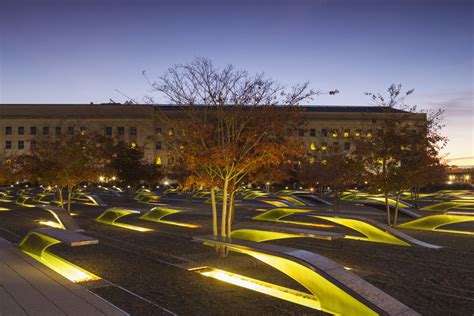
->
384, 192, 391, 226
226, 189, 236, 237
333, 189, 338, 214
58, 187, 64, 209
210, 186, 218, 237
220, 178, 229, 237
393, 192, 401, 226
67, 183, 73, 213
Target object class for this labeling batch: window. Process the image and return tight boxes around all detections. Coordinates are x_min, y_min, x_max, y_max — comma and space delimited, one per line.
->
168, 128, 174, 136
5, 127, 12, 135
355, 129, 361, 137
18, 127, 24, 135
321, 129, 328, 137
298, 129, 305, 137
5, 141, 12, 149
30, 126, 37, 135
344, 142, 351, 150
117, 127, 125, 136
130, 142, 137, 149
333, 142, 339, 148
155, 156, 162, 165
30, 140, 37, 148
366, 130, 373, 138
130, 127, 137, 136
343, 129, 350, 137
331, 129, 339, 138
377, 129, 383, 136
43, 126, 49, 135
310, 142, 316, 151
105, 127, 113, 136
155, 127, 162, 136
309, 128, 316, 137
156, 142, 162, 150
80, 127, 87, 135
55, 126, 62, 135
67, 126, 74, 135
321, 142, 327, 151
309, 156, 315, 164
411, 129, 417, 136
18, 141, 24, 150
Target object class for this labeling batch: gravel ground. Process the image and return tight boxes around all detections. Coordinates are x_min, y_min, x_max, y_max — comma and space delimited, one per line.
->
0, 195, 473, 315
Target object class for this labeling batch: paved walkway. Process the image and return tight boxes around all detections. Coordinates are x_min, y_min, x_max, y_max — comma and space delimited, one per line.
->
0, 237, 127, 315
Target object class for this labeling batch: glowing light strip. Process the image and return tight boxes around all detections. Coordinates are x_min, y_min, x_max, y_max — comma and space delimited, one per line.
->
190, 267, 321, 310
397, 214, 474, 235
96, 208, 153, 232
139, 207, 200, 228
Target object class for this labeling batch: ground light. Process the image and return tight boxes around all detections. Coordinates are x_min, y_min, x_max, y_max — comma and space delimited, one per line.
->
0, 207, 10, 211
19, 231, 100, 283
397, 214, 474, 235
253, 208, 334, 229
190, 267, 321, 310
95, 208, 153, 232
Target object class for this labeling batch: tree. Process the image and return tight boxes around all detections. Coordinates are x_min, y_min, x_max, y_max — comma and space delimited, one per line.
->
109, 142, 162, 190
18, 131, 113, 212
355, 84, 446, 225
298, 144, 362, 213
145, 58, 335, 252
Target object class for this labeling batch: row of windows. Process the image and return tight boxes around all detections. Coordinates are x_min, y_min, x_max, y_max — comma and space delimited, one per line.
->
4, 126, 141, 137
299, 128, 417, 138
309, 142, 351, 151
5, 140, 26, 150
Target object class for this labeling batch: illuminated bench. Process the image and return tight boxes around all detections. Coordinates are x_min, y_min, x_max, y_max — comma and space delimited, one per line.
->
194, 235, 419, 315
71, 193, 107, 206
397, 214, 474, 235
253, 208, 334, 228
95, 208, 153, 232
361, 201, 421, 218
15, 194, 36, 207
139, 207, 200, 228
230, 223, 344, 242
36, 204, 84, 232
311, 215, 441, 249
420, 201, 474, 213
18, 228, 100, 283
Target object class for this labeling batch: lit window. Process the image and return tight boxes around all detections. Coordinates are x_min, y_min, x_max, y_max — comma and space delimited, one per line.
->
80, 127, 87, 135
322, 159, 328, 165
155, 156, 162, 165
18, 141, 24, 150
355, 129, 361, 137
343, 129, 350, 137
168, 128, 174, 136
5, 140, 12, 149
130, 142, 137, 149
310, 142, 316, 151
130, 127, 137, 136
331, 129, 338, 138
321, 142, 327, 151
366, 130, 373, 138
309, 128, 316, 137
309, 156, 315, 164
5, 127, 12, 135
18, 127, 24, 135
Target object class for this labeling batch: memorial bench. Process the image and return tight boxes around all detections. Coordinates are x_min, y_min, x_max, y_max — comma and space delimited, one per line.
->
194, 235, 419, 316
36, 204, 84, 232
0, 237, 126, 315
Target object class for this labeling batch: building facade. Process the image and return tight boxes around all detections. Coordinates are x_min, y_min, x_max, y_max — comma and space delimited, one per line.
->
0, 104, 426, 166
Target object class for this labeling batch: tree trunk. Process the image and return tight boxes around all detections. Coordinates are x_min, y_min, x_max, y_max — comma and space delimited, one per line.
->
226, 190, 236, 237
210, 186, 218, 237
384, 191, 391, 226
414, 187, 419, 210
393, 192, 401, 226
58, 187, 64, 208
67, 184, 73, 213
219, 178, 229, 257
333, 189, 338, 214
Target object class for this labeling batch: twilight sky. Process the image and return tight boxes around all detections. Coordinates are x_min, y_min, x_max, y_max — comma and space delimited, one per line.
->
0, 0, 473, 164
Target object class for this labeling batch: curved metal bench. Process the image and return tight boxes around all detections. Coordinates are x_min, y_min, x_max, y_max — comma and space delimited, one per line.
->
139, 207, 200, 228
18, 228, 100, 283
194, 235, 419, 316
312, 215, 441, 249
397, 214, 474, 235
36, 204, 84, 232
95, 208, 153, 232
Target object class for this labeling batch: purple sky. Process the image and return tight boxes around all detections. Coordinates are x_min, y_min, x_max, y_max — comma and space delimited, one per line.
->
1, 0, 472, 164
